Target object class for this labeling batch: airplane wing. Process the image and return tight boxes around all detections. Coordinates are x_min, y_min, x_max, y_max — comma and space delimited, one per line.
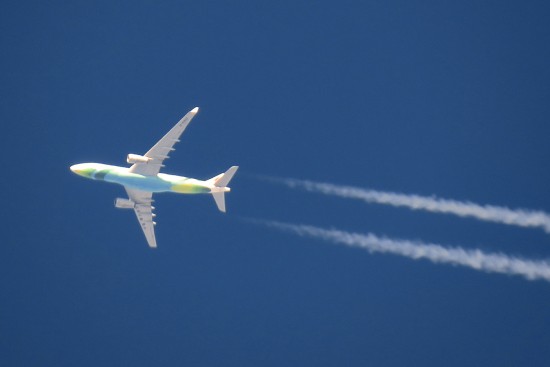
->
125, 187, 157, 248
129, 107, 199, 176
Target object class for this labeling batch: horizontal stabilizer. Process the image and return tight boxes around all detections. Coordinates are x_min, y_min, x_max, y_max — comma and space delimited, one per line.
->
209, 166, 238, 213
212, 166, 239, 187
212, 192, 226, 212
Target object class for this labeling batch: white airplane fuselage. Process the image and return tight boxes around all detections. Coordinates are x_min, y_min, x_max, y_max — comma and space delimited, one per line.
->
70, 163, 230, 194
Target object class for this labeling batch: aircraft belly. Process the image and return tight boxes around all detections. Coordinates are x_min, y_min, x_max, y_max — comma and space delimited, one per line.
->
104, 172, 171, 192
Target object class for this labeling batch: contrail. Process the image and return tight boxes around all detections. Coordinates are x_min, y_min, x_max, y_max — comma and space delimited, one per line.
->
261, 176, 550, 234
252, 219, 550, 283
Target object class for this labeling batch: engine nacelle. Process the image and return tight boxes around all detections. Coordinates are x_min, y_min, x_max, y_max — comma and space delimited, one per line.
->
114, 198, 135, 209
127, 154, 152, 164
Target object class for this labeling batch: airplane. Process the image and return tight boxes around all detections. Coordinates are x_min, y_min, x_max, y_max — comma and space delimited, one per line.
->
70, 107, 238, 248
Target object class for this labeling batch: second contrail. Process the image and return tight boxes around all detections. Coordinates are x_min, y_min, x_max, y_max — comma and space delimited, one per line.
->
261, 176, 550, 234
252, 219, 550, 283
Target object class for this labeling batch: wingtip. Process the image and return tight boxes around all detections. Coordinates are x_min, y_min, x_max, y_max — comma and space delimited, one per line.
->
191, 107, 199, 114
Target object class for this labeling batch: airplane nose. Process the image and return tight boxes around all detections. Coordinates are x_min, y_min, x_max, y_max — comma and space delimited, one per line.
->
70, 163, 95, 178
70, 164, 87, 175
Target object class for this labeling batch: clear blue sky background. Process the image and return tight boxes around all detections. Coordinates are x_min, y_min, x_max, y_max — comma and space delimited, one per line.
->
2, 1, 550, 366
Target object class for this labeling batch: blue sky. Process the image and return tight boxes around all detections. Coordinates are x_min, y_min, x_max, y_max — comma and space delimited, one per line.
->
2, 1, 550, 366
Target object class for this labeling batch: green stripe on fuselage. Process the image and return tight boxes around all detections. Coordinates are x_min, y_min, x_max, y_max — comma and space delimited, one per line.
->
170, 180, 211, 194
93, 169, 110, 181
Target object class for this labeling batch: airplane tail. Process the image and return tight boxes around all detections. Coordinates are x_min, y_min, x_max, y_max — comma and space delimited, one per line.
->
208, 166, 239, 212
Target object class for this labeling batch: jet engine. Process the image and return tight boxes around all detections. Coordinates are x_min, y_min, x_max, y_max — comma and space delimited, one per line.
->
114, 198, 135, 209
127, 154, 152, 164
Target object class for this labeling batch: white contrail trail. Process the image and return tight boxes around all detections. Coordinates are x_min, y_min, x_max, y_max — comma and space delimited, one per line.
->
253, 219, 550, 283
261, 176, 550, 234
